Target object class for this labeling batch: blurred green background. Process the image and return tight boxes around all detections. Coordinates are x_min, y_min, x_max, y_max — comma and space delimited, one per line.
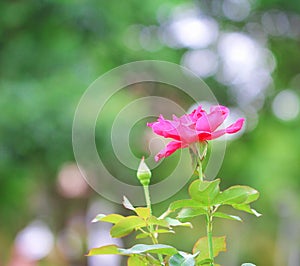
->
1, 0, 300, 265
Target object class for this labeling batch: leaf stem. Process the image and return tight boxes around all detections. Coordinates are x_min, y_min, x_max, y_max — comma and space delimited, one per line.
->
197, 157, 203, 181
206, 211, 214, 266
196, 142, 208, 181
196, 141, 213, 264
159, 209, 172, 219
143, 185, 152, 213
143, 185, 164, 265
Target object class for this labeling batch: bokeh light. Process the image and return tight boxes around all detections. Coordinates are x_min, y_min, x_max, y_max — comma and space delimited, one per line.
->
15, 220, 54, 261
57, 163, 89, 198
87, 200, 123, 266
162, 6, 218, 49
272, 90, 299, 121
262, 10, 290, 37
222, 0, 251, 22
181, 49, 218, 77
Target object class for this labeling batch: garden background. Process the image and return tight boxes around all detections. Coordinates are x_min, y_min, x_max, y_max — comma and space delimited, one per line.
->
1, 0, 300, 265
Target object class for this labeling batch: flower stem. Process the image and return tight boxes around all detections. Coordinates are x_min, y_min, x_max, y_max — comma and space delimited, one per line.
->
196, 142, 213, 264
143, 185, 164, 265
196, 142, 208, 181
206, 212, 214, 266
197, 157, 203, 181
143, 185, 152, 211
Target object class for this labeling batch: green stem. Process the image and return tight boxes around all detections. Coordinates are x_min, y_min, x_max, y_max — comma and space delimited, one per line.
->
157, 252, 164, 265
148, 226, 164, 265
143, 185, 164, 265
143, 185, 152, 212
206, 212, 214, 266
197, 157, 203, 181
196, 142, 213, 264
159, 209, 171, 219
196, 142, 208, 181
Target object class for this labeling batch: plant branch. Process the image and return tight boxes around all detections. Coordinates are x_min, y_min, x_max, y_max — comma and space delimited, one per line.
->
206, 211, 214, 266
143, 185, 152, 212
143, 184, 164, 265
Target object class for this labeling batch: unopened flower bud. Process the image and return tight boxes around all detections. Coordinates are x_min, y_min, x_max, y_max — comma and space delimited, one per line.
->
137, 157, 151, 186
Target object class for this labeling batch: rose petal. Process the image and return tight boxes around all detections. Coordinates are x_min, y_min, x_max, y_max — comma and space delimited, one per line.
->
209, 129, 227, 140
195, 105, 229, 132
148, 106, 245, 161
210, 118, 245, 139
154, 141, 188, 161
147, 117, 181, 141
225, 118, 245, 133
148, 114, 198, 143
208, 105, 229, 130
188, 105, 206, 122
197, 131, 213, 141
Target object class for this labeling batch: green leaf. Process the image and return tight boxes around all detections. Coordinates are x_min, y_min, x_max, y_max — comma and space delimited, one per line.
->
123, 196, 135, 211
86, 244, 120, 256
232, 204, 262, 217
119, 244, 178, 256
214, 186, 259, 205
193, 236, 226, 262
87, 244, 178, 257
165, 217, 193, 228
154, 229, 175, 234
169, 199, 206, 211
92, 213, 125, 224
148, 216, 170, 228
110, 216, 146, 238
91, 214, 106, 223
189, 179, 220, 206
135, 207, 151, 219
213, 212, 243, 222
136, 232, 151, 239
145, 254, 162, 265
197, 259, 212, 265
127, 255, 148, 266
244, 188, 260, 204
169, 251, 197, 266
128, 255, 161, 265
177, 208, 207, 222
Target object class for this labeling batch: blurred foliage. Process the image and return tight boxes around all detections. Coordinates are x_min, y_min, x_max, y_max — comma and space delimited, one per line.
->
1, 0, 300, 266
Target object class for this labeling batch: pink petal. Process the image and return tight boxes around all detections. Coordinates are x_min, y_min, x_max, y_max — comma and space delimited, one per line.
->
209, 129, 227, 140
195, 113, 211, 132
188, 105, 206, 122
154, 141, 188, 161
197, 131, 213, 141
225, 118, 245, 133
147, 117, 181, 141
148, 114, 199, 143
208, 105, 229, 130
178, 114, 194, 126
210, 118, 245, 140
196, 105, 229, 132
209, 105, 228, 114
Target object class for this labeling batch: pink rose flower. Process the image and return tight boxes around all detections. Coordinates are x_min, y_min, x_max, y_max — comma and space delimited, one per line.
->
147, 105, 245, 161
